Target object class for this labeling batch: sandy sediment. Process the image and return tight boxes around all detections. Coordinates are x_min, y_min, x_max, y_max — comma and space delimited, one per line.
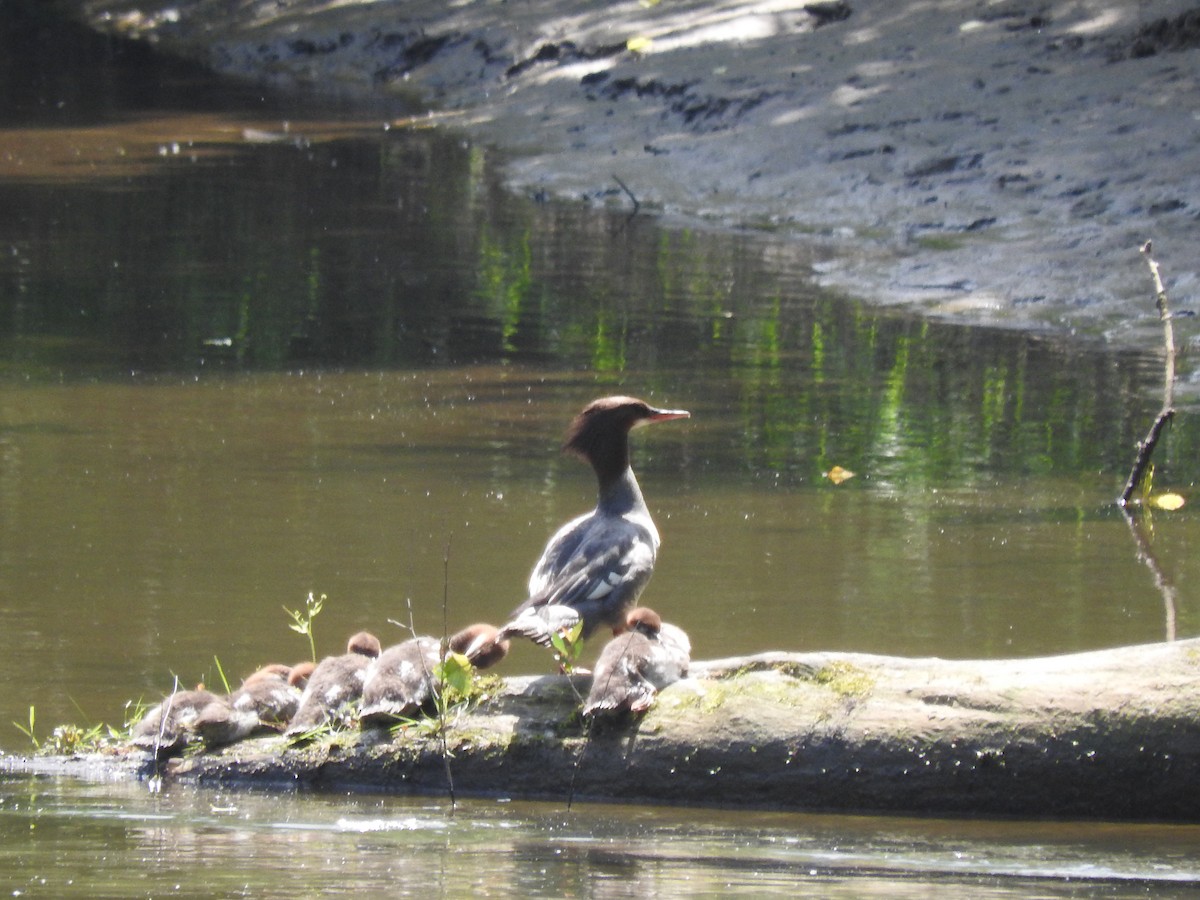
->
76, 0, 1200, 357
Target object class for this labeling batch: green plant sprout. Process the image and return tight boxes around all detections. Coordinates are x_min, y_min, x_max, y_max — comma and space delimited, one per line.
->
12, 705, 38, 750
284, 591, 326, 661
385, 652, 502, 742
212, 655, 231, 694
549, 620, 585, 674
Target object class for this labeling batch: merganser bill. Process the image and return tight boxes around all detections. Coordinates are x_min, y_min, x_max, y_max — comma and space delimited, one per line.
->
582, 607, 691, 717
284, 631, 381, 737
360, 623, 509, 727
502, 396, 689, 642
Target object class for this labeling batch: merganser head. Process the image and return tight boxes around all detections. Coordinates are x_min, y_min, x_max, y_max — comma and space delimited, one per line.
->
241, 663, 292, 686
288, 660, 316, 688
621, 606, 663, 637
564, 396, 690, 483
346, 631, 382, 658
448, 623, 511, 670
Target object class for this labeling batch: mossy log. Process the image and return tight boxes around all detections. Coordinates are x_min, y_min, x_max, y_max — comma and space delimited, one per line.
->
6, 640, 1200, 821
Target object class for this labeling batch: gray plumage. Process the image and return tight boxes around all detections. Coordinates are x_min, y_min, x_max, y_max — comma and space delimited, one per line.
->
504, 397, 689, 641
582, 608, 691, 717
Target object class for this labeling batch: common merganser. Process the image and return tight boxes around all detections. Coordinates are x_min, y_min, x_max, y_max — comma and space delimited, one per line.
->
131, 687, 223, 754
284, 631, 381, 737
582, 607, 691, 717
497, 603, 582, 648
192, 661, 315, 747
360, 623, 509, 727
502, 396, 689, 642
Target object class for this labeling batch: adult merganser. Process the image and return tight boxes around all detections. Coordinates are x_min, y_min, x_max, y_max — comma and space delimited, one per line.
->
582, 607, 691, 717
192, 661, 315, 747
501, 396, 689, 642
497, 603, 582, 648
360, 623, 509, 727
131, 687, 224, 754
284, 631, 381, 737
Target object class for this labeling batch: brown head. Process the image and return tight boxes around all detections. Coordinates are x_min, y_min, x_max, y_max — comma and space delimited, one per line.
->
288, 660, 316, 688
241, 663, 292, 686
346, 631, 382, 658
621, 606, 663, 637
449, 623, 511, 670
563, 396, 689, 484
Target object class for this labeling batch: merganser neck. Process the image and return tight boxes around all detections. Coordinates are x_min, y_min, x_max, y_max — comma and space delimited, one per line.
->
597, 465, 647, 517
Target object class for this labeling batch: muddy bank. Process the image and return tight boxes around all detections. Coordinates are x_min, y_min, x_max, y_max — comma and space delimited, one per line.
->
7, 640, 1200, 820
69, 0, 1200, 360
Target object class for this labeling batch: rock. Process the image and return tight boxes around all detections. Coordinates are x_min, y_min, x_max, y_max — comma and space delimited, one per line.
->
10, 639, 1200, 821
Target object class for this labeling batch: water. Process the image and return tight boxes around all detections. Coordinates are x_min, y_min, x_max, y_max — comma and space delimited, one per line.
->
2, 2, 1200, 893
3, 777, 1200, 897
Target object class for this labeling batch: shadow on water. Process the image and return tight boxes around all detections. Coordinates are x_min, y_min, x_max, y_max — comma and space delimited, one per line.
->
2, 5, 1200, 891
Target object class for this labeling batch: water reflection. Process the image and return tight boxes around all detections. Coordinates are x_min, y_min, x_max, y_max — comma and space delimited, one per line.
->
2, 7, 1200, 890
2, 6, 1200, 750
2, 776, 1199, 897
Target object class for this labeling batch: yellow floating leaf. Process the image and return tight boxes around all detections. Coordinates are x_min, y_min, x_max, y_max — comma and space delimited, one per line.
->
1150, 492, 1186, 510
626, 35, 654, 54
824, 465, 855, 485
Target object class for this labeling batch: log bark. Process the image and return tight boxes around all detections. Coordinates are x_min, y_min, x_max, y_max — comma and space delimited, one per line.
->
6, 640, 1200, 821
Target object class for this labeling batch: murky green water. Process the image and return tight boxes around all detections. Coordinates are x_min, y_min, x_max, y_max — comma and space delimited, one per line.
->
2, 3, 1200, 893
3, 776, 1200, 897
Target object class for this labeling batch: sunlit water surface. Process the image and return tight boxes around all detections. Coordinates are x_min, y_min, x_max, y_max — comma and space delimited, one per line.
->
3, 776, 1200, 897
2, 4, 1200, 894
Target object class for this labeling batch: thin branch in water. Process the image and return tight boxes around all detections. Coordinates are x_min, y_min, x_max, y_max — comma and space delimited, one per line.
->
404, 594, 456, 809
612, 174, 640, 231
148, 675, 181, 792
1121, 507, 1178, 641
565, 631, 638, 811
442, 533, 453, 661
1119, 241, 1178, 507
440, 534, 456, 809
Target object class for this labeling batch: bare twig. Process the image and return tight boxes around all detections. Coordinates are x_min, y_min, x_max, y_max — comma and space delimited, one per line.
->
148, 675, 181, 792
612, 174, 641, 232
612, 174, 640, 216
404, 593, 456, 809
565, 631, 639, 811
440, 534, 455, 808
1118, 242, 1177, 506
1120, 508, 1178, 641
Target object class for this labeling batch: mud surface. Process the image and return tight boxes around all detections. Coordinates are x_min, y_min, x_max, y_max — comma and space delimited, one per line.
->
73, 0, 1200, 359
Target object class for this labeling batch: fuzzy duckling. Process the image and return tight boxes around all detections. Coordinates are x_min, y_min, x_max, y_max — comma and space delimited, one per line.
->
581, 607, 690, 718
359, 624, 508, 728
192, 661, 316, 747
131, 687, 224, 755
284, 632, 381, 737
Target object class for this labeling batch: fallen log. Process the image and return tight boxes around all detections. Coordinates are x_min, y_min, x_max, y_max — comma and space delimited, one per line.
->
5, 640, 1200, 821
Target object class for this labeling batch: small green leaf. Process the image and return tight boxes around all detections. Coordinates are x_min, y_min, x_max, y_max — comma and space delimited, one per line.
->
436, 651, 474, 698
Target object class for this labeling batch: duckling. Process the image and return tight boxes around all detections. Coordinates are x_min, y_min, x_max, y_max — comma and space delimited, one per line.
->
582, 607, 690, 718
192, 661, 314, 747
284, 632, 381, 737
360, 624, 508, 728
131, 687, 223, 754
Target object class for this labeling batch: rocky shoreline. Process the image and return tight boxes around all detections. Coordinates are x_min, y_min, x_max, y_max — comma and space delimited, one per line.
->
72, 0, 1200, 364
